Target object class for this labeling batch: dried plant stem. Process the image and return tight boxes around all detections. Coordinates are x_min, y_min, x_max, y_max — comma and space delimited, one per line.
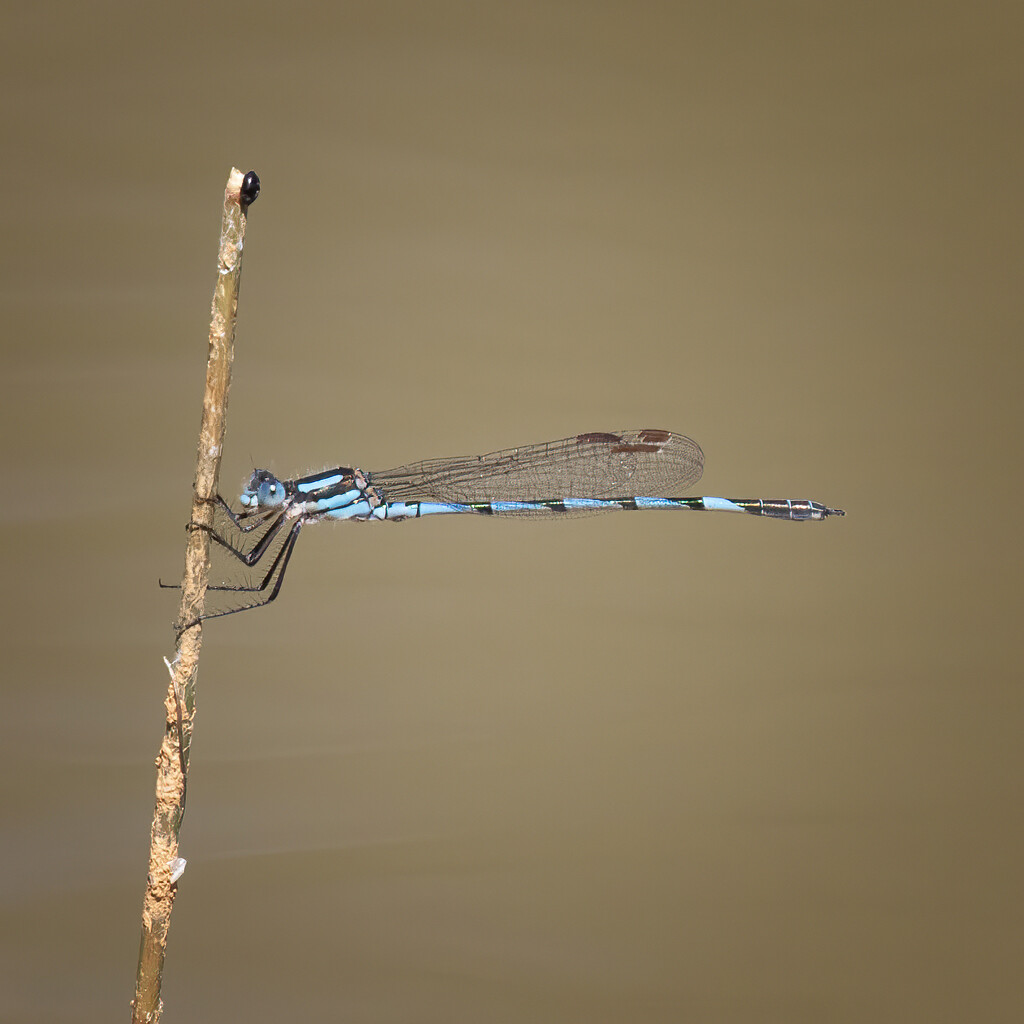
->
132, 167, 252, 1023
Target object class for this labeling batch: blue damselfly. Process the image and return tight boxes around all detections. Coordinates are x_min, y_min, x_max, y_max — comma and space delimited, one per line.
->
173, 429, 843, 623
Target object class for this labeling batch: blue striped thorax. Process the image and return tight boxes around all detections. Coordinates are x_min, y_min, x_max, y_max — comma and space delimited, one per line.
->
239, 466, 383, 519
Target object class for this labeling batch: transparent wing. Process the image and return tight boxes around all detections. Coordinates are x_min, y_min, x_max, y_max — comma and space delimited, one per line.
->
371, 429, 704, 504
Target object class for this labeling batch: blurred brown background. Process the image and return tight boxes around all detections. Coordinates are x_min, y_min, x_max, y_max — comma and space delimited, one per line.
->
2, 3, 1020, 1022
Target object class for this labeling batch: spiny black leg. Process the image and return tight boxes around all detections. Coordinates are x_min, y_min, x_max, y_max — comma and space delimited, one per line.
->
195, 509, 291, 567
174, 520, 304, 635
205, 494, 275, 533
209, 520, 302, 612
202, 516, 300, 593
159, 509, 291, 592
208, 518, 302, 595
190, 494, 276, 539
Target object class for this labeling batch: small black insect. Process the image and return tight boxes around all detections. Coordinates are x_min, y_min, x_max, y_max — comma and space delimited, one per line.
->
240, 170, 260, 208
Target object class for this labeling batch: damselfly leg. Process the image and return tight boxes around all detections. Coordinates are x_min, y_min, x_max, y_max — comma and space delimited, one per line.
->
164, 495, 307, 627
193, 519, 304, 622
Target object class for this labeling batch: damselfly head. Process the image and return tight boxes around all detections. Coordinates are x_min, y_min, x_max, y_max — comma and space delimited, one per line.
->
240, 470, 287, 509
